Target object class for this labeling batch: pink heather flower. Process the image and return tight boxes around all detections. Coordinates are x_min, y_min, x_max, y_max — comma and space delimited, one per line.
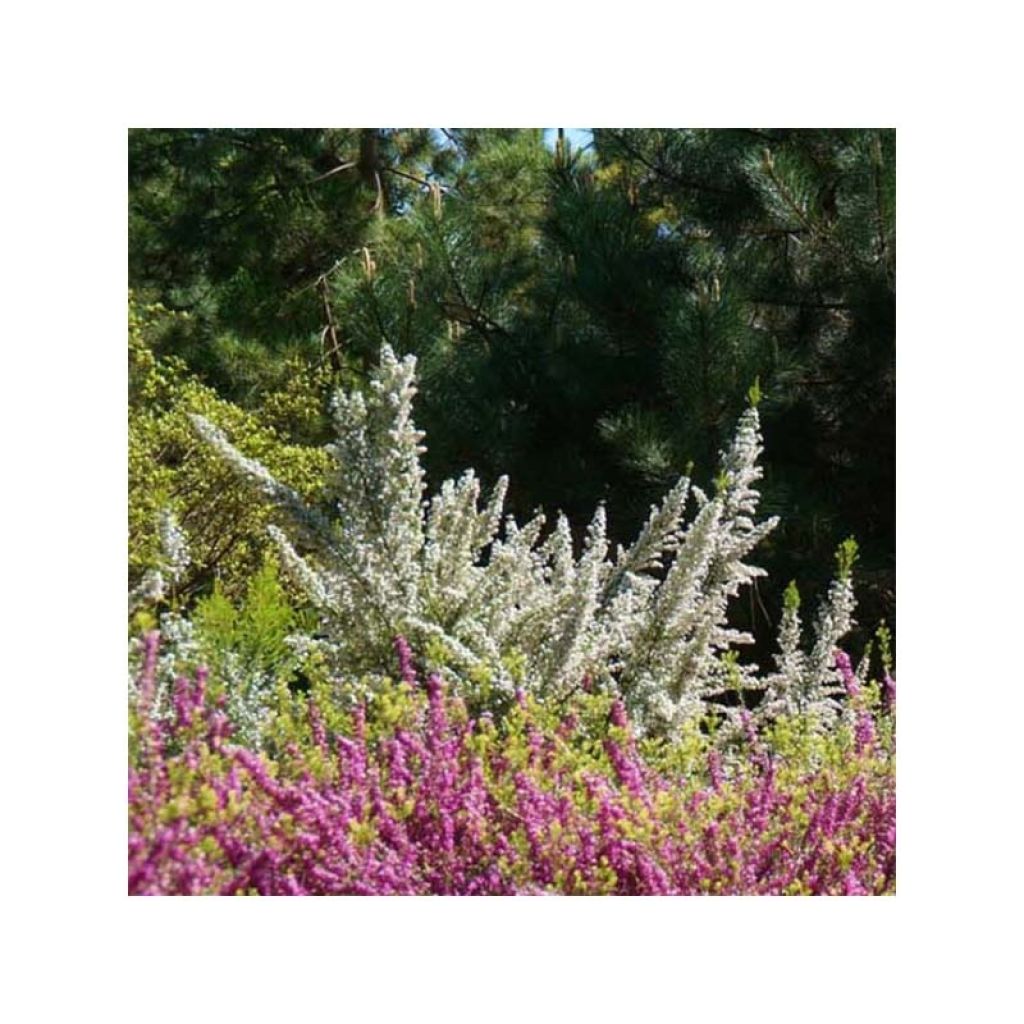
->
605, 737, 645, 797
609, 700, 628, 730
843, 869, 870, 896
883, 672, 896, 710
708, 750, 724, 790
208, 711, 232, 749
426, 672, 444, 701
308, 698, 328, 754
172, 675, 195, 728
740, 710, 759, 748
855, 711, 875, 754
194, 665, 209, 704
393, 635, 418, 686
138, 630, 161, 710
834, 650, 860, 698
129, 645, 895, 896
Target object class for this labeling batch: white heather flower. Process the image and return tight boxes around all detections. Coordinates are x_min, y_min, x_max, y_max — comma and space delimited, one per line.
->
158, 508, 191, 584
193, 343, 859, 739
759, 570, 857, 730
129, 508, 191, 613
129, 569, 165, 612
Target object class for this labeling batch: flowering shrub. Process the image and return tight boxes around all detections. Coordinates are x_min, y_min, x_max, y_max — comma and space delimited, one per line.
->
129, 636, 895, 896
129, 549, 318, 749
191, 345, 858, 734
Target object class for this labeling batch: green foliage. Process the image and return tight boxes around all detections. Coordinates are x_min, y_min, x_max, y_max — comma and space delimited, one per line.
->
593, 128, 895, 643
875, 620, 894, 675
186, 649, 890, 793
129, 129, 454, 376
836, 536, 860, 580
128, 294, 331, 603
192, 554, 301, 675
163, 553, 319, 748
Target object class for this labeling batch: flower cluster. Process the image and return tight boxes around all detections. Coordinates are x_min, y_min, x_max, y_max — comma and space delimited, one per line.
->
129, 637, 895, 896
191, 345, 857, 734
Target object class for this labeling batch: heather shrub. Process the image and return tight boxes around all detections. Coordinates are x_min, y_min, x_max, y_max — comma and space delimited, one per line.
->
192, 344, 860, 735
130, 552, 329, 748
129, 636, 895, 895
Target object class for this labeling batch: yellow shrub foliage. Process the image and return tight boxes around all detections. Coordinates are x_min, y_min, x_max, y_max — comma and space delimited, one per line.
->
129, 294, 331, 604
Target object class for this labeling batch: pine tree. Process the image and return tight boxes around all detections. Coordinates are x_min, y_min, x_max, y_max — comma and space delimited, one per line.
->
593, 129, 895, 646
129, 128, 453, 398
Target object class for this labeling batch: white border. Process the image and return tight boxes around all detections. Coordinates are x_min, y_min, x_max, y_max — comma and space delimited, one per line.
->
5, 1, 1021, 1020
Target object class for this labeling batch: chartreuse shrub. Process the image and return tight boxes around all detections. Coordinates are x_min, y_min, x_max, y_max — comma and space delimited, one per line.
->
129, 294, 331, 608
129, 636, 895, 896
192, 343, 862, 736
129, 551, 327, 749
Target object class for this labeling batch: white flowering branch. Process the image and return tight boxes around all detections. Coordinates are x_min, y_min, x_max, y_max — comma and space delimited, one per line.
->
192, 344, 857, 734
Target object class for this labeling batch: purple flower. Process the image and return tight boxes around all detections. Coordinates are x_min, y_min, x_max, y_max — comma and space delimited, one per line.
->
138, 631, 160, 710
834, 650, 860, 698
609, 700, 629, 730
129, 643, 895, 896
882, 672, 896, 710
708, 750, 724, 790
855, 711, 875, 754
843, 869, 870, 895
393, 635, 418, 686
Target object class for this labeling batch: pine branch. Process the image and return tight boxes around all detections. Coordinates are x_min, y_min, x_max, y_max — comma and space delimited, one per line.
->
383, 164, 454, 194
308, 160, 357, 185
604, 130, 741, 198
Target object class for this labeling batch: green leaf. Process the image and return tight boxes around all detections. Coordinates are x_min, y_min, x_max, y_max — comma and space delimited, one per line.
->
835, 536, 859, 580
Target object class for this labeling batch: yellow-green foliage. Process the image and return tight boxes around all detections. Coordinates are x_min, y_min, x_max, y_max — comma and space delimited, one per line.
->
129, 294, 331, 603
192, 554, 304, 677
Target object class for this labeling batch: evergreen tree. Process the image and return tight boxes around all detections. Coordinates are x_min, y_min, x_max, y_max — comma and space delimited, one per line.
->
328, 130, 704, 533
129, 128, 453, 398
592, 129, 895, 644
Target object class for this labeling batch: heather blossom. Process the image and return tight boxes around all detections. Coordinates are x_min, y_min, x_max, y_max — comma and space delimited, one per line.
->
191, 344, 861, 736
128, 639, 895, 896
